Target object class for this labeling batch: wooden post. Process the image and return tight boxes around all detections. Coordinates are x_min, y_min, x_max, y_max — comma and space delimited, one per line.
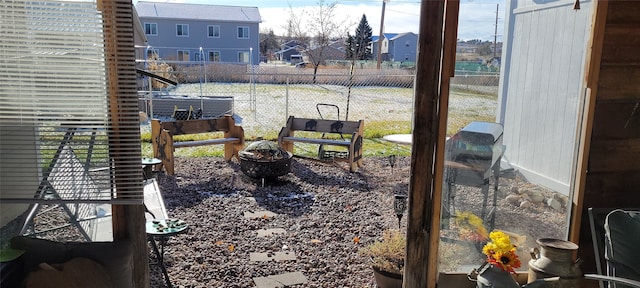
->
97, 0, 148, 287
404, 0, 446, 287
569, 0, 608, 246
427, 0, 461, 285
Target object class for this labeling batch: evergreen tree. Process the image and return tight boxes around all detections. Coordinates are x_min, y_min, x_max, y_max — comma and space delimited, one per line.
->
353, 14, 373, 60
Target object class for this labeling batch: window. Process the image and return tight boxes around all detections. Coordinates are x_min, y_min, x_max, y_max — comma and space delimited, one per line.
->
177, 50, 190, 61
238, 51, 249, 63
237, 26, 249, 39
176, 24, 189, 37
0, 1, 142, 209
208, 51, 221, 62
208, 25, 220, 38
431, 0, 588, 279
145, 23, 157, 36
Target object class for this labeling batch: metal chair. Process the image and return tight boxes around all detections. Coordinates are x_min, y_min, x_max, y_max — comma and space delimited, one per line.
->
584, 274, 640, 288
20, 145, 109, 241
588, 208, 640, 288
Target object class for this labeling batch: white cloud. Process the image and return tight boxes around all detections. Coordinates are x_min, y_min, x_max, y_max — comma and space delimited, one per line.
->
137, 0, 505, 41
260, 1, 503, 41
259, 3, 421, 37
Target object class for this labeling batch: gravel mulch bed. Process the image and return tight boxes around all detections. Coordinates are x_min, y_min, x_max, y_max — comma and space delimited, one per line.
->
1, 154, 566, 287
152, 155, 566, 287
152, 156, 404, 287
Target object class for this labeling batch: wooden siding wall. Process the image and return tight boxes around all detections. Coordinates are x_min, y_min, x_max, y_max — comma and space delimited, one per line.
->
578, 0, 640, 276
498, 0, 593, 194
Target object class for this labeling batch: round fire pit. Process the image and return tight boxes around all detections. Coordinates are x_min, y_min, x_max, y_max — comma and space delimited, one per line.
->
239, 140, 292, 179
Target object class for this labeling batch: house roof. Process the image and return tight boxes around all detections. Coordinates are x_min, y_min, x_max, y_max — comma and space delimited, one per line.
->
275, 46, 301, 55
371, 33, 399, 42
389, 32, 417, 40
135, 1, 261, 23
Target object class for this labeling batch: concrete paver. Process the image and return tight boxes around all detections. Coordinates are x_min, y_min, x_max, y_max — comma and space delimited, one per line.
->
256, 228, 287, 237
253, 272, 308, 288
243, 210, 278, 219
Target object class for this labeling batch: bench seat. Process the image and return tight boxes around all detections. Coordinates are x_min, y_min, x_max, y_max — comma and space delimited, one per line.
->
281, 136, 351, 147
173, 137, 241, 148
278, 116, 364, 172
151, 115, 244, 175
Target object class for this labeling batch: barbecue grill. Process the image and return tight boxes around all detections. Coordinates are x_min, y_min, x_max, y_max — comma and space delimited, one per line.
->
443, 121, 504, 230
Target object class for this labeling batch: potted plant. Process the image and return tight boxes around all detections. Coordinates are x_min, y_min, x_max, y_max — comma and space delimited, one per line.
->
360, 229, 405, 288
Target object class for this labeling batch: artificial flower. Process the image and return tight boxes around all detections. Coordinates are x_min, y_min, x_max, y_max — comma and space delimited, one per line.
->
455, 211, 489, 241
482, 230, 521, 274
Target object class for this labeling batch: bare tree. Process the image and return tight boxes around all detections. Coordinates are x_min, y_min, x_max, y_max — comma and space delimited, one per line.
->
286, 0, 352, 82
259, 29, 280, 62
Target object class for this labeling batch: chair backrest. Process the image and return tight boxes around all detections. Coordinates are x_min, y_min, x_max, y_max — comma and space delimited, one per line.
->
604, 209, 640, 288
47, 146, 103, 240
589, 208, 612, 281
20, 145, 108, 241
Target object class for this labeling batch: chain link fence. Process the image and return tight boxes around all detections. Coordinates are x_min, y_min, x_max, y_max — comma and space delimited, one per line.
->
138, 59, 499, 139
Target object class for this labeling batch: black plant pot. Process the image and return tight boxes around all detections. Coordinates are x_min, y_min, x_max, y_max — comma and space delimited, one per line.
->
372, 266, 403, 288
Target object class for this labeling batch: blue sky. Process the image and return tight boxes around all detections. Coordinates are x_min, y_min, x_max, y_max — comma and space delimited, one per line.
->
134, 0, 505, 41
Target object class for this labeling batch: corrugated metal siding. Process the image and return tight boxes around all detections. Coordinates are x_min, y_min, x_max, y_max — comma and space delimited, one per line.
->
498, 0, 593, 194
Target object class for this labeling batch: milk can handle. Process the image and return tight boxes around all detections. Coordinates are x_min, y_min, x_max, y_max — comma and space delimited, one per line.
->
530, 247, 540, 260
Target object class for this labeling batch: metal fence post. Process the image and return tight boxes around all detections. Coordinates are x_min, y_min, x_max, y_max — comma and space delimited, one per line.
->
285, 76, 290, 122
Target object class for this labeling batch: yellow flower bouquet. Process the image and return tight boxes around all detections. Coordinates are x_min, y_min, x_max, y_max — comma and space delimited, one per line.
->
482, 230, 522, 274
455, 211, 522, 274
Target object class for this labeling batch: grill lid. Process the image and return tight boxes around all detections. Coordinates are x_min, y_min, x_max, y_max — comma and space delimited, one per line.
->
456, 121, 503, 145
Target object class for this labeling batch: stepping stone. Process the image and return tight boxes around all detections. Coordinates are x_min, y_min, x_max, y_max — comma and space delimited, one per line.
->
253, 272, 308, 288
256, 228, 287, 237
250, 252, 297, 262
243, 210, 277, 219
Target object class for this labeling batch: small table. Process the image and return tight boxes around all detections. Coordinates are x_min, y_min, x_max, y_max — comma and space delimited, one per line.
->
146, 219, 188, 288
142, 157, 162, 180
382, 134, 413, 145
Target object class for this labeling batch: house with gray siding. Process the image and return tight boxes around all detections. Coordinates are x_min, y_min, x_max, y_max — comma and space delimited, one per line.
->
275, 40, 306, 62
135, 1, 261, 64
371, 32, 418, 62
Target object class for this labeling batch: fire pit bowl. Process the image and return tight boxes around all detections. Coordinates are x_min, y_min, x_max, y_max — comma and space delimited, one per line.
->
239, 140, 292, 179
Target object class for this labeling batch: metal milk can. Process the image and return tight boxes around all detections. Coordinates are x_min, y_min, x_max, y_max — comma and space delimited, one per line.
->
469, 262, 558, 288
528, 238, 583, 288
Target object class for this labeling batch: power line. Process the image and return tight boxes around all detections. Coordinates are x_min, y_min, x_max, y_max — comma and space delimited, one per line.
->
385, 8, 419, 17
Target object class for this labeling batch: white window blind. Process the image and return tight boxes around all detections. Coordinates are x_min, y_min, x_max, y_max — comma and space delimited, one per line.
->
0, 0, 143, 205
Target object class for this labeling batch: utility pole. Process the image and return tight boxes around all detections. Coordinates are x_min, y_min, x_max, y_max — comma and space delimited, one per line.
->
376, 0, 387, 69
493, 3, 499, 59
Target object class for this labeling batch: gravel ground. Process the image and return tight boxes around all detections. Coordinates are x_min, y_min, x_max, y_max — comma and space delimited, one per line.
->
151, 155, 566, 287
1, 153, 567, 287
